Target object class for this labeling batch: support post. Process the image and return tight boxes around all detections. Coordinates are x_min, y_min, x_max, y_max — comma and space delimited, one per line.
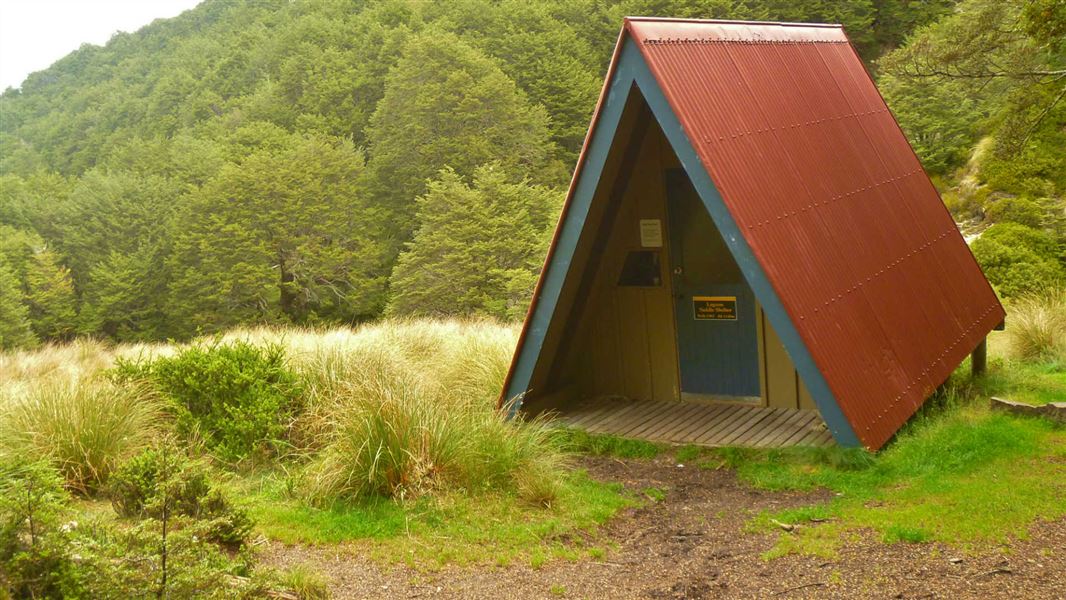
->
971, 337, 987, 377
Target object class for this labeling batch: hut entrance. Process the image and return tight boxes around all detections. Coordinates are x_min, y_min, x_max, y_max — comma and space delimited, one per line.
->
665, 170, 760, 402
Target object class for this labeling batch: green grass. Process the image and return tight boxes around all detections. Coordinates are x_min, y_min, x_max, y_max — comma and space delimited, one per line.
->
979, 358, 1066, 405
275, 564, 331, 600
551, 428, 663, 459
729, 376, 1066, 558
234, 468, 633, 567
642, 486, 666, 502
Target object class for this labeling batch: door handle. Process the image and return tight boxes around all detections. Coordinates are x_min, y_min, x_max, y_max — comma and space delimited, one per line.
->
673, 266, 683, 275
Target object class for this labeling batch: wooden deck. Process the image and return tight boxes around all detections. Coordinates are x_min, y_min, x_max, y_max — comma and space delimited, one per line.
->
552, 398, 834, 448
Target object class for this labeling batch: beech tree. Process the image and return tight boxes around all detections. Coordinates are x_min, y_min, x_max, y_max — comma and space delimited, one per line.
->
364, 30, 561, 246
0, 257, 36, 349
167, 133, 387, 337
388, 164, 561, 319
24, 247, 78, 341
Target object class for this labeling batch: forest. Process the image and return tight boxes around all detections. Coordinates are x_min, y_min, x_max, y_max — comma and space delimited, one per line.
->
0, 0, 1063, 348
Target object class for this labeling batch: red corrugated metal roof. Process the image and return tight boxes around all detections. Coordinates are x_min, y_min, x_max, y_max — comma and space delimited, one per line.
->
625, 17, 1005, 449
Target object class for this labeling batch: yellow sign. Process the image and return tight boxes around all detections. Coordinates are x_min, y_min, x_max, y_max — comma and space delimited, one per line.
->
693, 296, 737, 320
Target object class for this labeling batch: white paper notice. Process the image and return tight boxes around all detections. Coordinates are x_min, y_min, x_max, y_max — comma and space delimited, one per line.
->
639, 219, 663, 248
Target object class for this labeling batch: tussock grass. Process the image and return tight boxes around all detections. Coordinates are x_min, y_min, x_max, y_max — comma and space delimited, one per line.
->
1005, 290, 1066, 361
277, 320, 565, 505
0, 378, 164, 494
0, 320, 572, 510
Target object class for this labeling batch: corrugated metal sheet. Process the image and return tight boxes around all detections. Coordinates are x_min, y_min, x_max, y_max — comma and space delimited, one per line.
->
625, 18, 1005, 449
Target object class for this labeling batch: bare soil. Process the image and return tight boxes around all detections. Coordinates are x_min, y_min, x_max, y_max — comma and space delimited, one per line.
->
260, 455, 1066, 599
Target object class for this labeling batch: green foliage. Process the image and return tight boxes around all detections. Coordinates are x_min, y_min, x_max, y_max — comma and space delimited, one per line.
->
0, 452, 265, 599
109, 445, 253, 549
0, 379, 163, 494
0, 257, 36, 350
71, 516, 268, 599
971, 223, 1065, 297
983, 196, 1046, 228
388, 165, 561, 319
114, 341, 302, 462
79, 245, 169, 341
881, 0, 1064, 203
23, 247, 78, 341
0, 457, 81, 598
879, 73, 983, 175
168, 134, 387, 336
365, 29, 561, 239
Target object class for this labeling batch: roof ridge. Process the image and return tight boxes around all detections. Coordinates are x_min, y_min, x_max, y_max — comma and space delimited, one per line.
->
623, 16, 842, 29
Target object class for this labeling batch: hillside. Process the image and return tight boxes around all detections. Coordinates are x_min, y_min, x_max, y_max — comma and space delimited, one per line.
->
0, 0, 1063, 349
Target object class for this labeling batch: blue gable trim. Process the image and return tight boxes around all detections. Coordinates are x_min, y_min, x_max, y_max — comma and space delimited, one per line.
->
502, 52, 636, 416
505, 38, 861, 447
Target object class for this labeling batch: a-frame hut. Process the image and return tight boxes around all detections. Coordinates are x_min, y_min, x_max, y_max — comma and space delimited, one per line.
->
500, 18, 1004, 451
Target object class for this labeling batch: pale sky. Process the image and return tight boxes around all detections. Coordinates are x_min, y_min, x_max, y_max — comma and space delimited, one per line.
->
0, 0, 203, 91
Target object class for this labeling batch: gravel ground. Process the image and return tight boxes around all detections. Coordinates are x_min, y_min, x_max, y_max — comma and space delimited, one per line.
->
260, 456, 1066, 599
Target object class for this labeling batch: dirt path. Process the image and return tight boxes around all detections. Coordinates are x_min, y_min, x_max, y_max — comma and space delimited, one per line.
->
260, 456, 1066, 599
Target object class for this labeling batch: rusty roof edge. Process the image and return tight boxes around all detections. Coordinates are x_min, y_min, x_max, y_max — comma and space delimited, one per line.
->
497, 24, 630, 412
624, 16, 843, 29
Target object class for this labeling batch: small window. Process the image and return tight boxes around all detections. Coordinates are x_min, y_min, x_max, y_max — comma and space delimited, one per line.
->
617, 250, 662, 287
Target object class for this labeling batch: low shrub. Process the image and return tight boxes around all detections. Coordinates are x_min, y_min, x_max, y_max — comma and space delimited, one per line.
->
1006, 291, 1066, 361
0, 378, 163, 494
971, 223, 1065, 298
114, 340, 302, 462
0, 457, 81, 598
109, 444, 254, 549
71, 516, 267, 599
984, 196, 1045, 228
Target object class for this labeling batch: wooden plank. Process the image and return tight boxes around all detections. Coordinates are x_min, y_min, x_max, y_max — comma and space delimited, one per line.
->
764, 314, 799, 410
599, 400, 661, 435
777, 413, 821, 446
809, 429, 835, 447
671, 404, 734, 444
559, 398, 612, 428
635, 400, 695, 439
655, 402, 721, 441
565, 398, 627, 428
615, 401, 682, 437
726, 408, 784, 446
719, 408, 782, 446
622, 402, 680, 438
793, 422, 828, 447
661, 403, 730, 442
593, 400, 662, 435
580, 399, 648, 432
699, 405, 766, 445
641, 402, 706, 441
757, 410, 816, 448
741, 411, 801, 447
556, 396, 608, 420
694, 405, 760, 445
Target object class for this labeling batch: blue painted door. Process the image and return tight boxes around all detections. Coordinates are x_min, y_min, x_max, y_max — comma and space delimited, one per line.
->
666, 170, 760, 397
